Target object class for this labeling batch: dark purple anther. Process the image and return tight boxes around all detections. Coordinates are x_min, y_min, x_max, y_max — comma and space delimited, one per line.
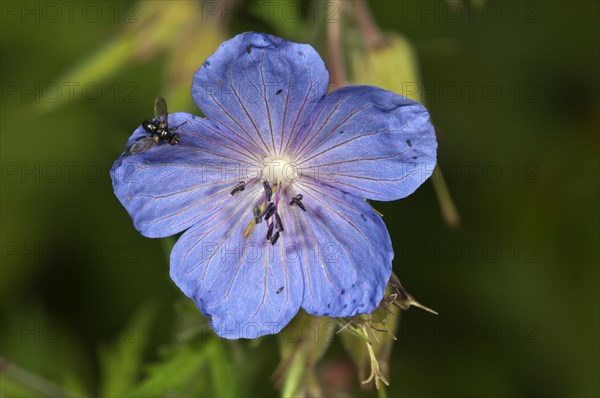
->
231, 181, 245, 196
266, 221, 274, 240
289, 194, 306, 212
263, 181, 273, 201
270, 230, 280, 245
275, 213, 284, 232
263, 202, 276, 220
253, 205, 262, 224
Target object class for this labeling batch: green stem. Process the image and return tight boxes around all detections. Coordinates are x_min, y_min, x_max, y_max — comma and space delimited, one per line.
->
431, 165, 461, 228
353, 0, 385, 47
281, 349, 307, 398
1, 359, 77, 397
326, 0, 347, 89
378, 384, 388, 398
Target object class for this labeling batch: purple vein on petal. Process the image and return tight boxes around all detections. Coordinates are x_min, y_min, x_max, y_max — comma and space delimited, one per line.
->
280, 59, 318, 156
185, 118, 263, 163
257, 51, 276, 156
143, 183, 244, 230
209, 91, 267, 157
283, 67, 319, 155
289, 93, 349, 158
278, 55, 294, 156
181, 190, 257, 277
194, 121, 264, 164
184, 109, 265, 159
294, 103, 371, 161
226, 66, 273, 156
297, 125, 411, 165
284, 201, 314, 299
298, 182, 378, 263
288, 202, 343, 295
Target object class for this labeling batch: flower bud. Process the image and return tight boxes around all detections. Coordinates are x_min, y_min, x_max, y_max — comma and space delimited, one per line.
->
351, 34, 424, 103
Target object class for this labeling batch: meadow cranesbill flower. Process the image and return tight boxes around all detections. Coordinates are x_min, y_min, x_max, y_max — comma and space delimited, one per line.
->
111, 32, 437, 339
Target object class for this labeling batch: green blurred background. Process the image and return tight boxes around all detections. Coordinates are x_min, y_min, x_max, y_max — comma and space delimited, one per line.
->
1, 0, 598, 397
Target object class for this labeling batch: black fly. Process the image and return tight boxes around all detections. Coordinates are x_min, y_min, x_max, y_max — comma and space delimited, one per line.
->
128, 97, 184, 155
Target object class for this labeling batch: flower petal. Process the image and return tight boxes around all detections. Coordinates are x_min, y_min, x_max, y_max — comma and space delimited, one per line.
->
110, 112, 260, 238
192, 32, 329, 158
292, 86, 437, 201
288, 181, 393, 316
170, 188, 303, 339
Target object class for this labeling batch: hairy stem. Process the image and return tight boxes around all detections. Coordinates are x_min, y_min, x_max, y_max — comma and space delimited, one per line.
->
326, 0, 347, 88
353, 0, 385, 47
432, 165, 461, 228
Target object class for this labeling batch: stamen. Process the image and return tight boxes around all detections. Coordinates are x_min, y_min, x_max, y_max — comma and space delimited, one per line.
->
243, 203, 263, 239
263, 181, 273, 201
253, 205, 262, 224
289, 194, 306, 212
266, 221, 274, 240
242, 220, 255, 239
231, 181, 245, 196
270, 230, 280, 245
275, 213, 284, 232
263, 202, 277, 220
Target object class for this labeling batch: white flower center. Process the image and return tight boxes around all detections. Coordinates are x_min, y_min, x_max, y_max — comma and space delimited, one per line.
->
231, 157, 306, 243
262, 157, 299, 189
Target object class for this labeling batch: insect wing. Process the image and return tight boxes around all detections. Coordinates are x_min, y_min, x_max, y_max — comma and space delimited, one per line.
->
154, 96, 168, 129
127, 136, 156, 155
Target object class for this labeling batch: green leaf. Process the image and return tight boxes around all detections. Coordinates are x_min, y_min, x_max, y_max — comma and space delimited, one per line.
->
125, 334, 237, 398
127, 341, 210, 398
62, 370, 91, 398
206, 340, 236, 398
0, 361, 78, 398
98, 306, 154, 397
275, 311, 336, 397
0, 376, 46, 398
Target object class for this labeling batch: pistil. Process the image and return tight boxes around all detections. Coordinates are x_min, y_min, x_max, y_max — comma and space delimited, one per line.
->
230, 159, 307, 243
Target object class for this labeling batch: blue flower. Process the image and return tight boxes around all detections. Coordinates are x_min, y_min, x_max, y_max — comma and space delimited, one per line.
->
110, 32, 437, 339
